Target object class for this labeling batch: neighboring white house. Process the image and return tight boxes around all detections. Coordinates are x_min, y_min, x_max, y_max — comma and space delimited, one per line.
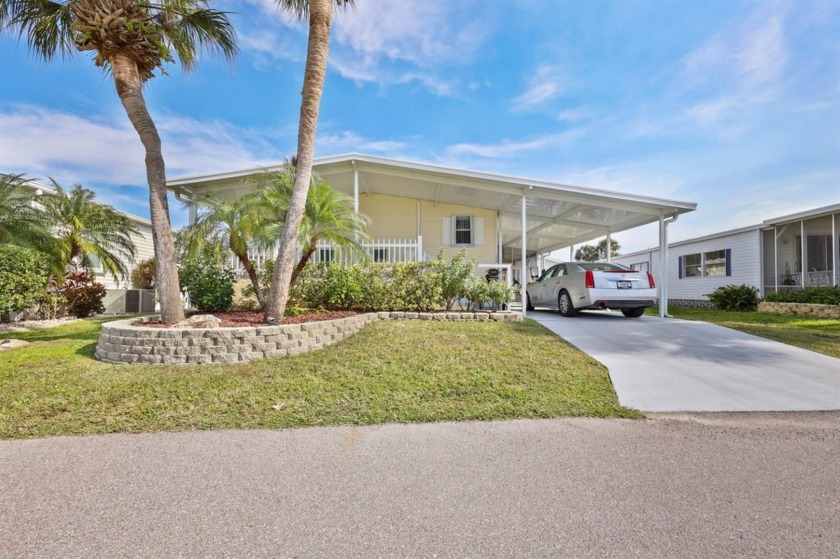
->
20, 179, 157, 314
613, 204, 840, 307
167, 153, 697, 316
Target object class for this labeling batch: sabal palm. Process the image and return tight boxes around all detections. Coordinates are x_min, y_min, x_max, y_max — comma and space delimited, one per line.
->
40, 181, 139, 283
264, 0, 353, 322
179, 195, 267, 308
0, 0, 237, 323
249, 165, 370, 285
0, 174, 53, 251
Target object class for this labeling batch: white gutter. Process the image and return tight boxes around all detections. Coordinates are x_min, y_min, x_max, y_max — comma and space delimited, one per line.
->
659, 212, 679, 318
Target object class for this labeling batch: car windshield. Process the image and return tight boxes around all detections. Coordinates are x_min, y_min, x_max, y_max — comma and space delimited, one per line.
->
576, 262, 632, 272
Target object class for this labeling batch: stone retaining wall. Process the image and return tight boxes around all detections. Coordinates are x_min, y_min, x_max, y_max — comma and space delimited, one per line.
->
758, 301, 840, 319
95, 311, 523, 365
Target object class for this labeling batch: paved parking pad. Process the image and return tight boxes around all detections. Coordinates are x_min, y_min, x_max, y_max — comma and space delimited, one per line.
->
529, 310, 840, 412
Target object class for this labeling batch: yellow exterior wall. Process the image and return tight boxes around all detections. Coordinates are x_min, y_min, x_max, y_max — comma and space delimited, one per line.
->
420, 200, 498, 264
357, 193, 417, 239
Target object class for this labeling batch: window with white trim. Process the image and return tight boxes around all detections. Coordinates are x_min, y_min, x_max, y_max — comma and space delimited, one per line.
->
454, 216, 472, 245
704, 249, 726, 276
683, 253, 702, 277
318, 248, 334, 263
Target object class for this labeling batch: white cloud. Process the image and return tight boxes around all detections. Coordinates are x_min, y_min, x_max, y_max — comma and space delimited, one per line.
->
0, 105, 281, 186
446, 130, 581, 159
512, 65, 567, 111
555, 107, 591, 123
317, 130, 407, 153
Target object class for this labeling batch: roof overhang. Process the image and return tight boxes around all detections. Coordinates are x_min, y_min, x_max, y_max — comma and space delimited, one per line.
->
168, 153, 697, 255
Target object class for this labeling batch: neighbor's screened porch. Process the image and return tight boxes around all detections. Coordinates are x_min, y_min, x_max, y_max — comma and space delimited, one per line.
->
762, 211, 839, 293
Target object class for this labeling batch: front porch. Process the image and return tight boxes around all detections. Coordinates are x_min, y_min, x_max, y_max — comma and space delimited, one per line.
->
761, 206, 839, 294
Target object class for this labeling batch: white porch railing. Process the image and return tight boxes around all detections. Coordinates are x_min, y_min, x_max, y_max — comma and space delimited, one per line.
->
229, 236, 424, 277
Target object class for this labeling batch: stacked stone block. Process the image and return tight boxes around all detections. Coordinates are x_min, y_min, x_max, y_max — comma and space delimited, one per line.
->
758, 302, 840, 319
95, 311, 523, 365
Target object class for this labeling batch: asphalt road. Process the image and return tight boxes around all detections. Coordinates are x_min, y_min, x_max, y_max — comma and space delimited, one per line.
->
529, 310, 840, 412
2, 414, 838, 558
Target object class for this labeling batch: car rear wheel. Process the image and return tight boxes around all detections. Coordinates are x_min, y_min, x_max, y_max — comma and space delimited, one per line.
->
558, 291, 577, 317
621, 307, 645, 318
526, 293, 534, 311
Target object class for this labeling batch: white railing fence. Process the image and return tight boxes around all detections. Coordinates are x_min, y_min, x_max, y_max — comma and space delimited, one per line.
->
229, 237, 424, 277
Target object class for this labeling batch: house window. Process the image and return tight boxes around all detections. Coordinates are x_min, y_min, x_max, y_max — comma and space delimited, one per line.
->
318, 248, 334, 263
680, 249, 731, 278
704, 250, 727, 276
683, 253, 702, 277
373, 248, 388, 262
454, 216, 472, 245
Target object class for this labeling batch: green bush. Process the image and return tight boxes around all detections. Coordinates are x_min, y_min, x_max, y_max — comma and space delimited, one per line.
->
131, 258, 156, 290
440, 250, 476, 310
179, 256, 234, 312
62, 271, 106, 318
707, 284, 761, 311
764, 287, 840, 305
486, 280, 514, 312
0, 244, 51, 319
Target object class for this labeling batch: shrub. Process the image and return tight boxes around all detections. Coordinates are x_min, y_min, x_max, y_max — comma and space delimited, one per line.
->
179, 256, 234, 312
486, 280, 514, 311
440, 250, 476, 310
764, 287, 840, 306
707, 284, 761, 311
61, 271, 106, 318
131, 258, 156, 290
0, 244, 51, 320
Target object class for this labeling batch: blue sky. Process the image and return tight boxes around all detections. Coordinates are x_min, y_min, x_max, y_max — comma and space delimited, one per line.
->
1, 0, 838, 253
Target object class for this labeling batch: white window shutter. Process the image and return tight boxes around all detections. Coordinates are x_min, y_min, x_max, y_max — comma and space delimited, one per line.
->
474, 216, 484, 246
442, 217, 452, 246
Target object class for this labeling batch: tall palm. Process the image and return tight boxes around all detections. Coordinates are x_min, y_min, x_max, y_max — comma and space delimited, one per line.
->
0, 174, 54, 250
264, 0, 353, 322
0, 1, 237, 323
249, 165, 370, 286
40, 181, 139, 283
179, 194, 267, 308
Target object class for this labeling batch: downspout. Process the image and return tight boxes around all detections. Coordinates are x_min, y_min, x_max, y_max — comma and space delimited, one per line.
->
659, 211, 679, 318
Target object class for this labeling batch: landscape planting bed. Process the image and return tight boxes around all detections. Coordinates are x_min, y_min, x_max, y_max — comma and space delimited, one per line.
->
96, 311, 523, 365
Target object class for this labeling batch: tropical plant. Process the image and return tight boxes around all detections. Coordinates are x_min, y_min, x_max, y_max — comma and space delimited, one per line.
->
0, 174, 53, 251
264, 0, 354, 322
179, 194, 266, 307
707, 284, 761, 312
131, 257, 156, 289
0, 0, 238, 323
39, 182, 138, 283
61, 270, 106, 318
764, 287, 840, 306
440, 250, 476, 310
249, 165, 371, 285
178, 239, 234, 312
575, 238, 621, 261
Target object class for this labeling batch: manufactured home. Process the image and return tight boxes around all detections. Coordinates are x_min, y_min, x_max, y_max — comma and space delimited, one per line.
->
613, 204, 840, 307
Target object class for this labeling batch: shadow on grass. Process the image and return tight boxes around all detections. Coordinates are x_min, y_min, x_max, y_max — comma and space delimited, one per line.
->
75, 342, 98, 358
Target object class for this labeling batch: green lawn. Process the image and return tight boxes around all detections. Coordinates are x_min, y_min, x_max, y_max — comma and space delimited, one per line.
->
0, 317, 639, 439
650, 307, 840, 359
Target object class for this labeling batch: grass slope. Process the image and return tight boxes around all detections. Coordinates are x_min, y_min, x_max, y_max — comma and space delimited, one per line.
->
0, 318, 639, 439
652, 307, 840, 359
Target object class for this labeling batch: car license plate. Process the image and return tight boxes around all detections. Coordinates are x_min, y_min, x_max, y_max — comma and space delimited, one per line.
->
616, 280, 632, 289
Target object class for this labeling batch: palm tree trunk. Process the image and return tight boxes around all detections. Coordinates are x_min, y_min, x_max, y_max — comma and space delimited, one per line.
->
291, 242, 318, 286
238, 252, 266, 309
265, 0, 334, 322
111, 54, 185, 324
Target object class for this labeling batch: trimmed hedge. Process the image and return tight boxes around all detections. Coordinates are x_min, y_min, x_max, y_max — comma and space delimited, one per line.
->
764, 287, 840, 306
0, 244, 51, 317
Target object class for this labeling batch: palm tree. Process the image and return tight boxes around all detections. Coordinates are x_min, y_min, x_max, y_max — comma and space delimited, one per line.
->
179, 194, 267, 308
0, 1, 237, 323
249, 165, 370, 286
40, 181, 139, 283
575, 238, 622, 261
0, 174, 54, 250
264, 0, 353, 322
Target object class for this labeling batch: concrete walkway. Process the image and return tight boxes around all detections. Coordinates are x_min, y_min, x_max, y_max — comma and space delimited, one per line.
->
2, 415, 838, 558
529, 310, 840, 412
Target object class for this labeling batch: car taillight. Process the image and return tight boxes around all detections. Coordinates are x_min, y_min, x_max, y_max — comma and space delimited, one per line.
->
647, 271, 656, 288
585, 270, 595, 288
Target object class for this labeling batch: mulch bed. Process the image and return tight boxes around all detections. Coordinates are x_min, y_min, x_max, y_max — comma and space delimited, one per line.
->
139, 311, 358, 328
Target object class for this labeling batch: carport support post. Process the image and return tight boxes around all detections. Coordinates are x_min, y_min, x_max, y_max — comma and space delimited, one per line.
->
658, 212, 668, 318
606, 231, 612, 262
521, 191, 528, 317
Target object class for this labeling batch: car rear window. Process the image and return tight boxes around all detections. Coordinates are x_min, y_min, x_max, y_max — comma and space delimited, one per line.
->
576, 263, 632, 272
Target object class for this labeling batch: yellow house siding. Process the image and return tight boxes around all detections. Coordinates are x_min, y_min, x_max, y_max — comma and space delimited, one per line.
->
357, 194, 418, 239
420, 200, 498, 264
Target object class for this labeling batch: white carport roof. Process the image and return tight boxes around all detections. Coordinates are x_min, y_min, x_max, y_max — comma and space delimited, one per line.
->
168, 153, 697, 257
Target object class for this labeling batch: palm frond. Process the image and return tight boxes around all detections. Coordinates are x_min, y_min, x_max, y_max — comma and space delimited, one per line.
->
274, 0, 354, 20
157, 3, 238, 71
0, 0, 75, 61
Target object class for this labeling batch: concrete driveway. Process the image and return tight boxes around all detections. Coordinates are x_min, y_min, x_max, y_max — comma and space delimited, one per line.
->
529, 310, 840, 412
